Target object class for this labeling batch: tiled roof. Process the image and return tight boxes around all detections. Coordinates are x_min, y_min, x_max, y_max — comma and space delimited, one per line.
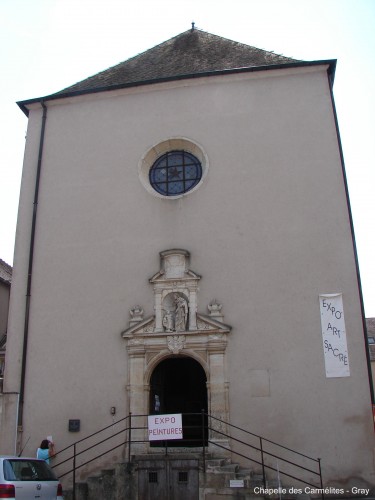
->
0, 259, 12, 284
17, 28, 337, 116
55, 29, 300, 95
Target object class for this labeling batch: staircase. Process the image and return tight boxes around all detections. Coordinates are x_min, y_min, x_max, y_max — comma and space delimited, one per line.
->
62, 455, 286, 500
204, 456, 264, 498
53, 412, 324, 500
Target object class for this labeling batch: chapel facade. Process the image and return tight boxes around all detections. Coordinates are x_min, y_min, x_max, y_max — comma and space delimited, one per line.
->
1, 28, 374, 495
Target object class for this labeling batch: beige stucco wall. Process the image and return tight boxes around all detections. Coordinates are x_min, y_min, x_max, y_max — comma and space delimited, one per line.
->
2, 65, 374, 486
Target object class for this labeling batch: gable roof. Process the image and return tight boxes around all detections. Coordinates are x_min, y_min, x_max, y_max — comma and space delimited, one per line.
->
57, 29, 299, 95
17, 29, 336, 115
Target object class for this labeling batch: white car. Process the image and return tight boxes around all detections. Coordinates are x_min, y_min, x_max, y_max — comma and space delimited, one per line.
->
0, 456, 64, 499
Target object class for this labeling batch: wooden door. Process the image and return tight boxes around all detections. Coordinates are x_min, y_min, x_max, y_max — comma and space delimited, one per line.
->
138, 458, 199, 500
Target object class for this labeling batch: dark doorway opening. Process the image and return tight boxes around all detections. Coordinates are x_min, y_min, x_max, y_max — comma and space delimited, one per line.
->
149, 356, 208, 447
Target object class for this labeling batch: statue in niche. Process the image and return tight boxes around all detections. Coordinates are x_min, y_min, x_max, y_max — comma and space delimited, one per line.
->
162, 310, 174, 332
174, 294, 188, 332
162, 293, 189, 332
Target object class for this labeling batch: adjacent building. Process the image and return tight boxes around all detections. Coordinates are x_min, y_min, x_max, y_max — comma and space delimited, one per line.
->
0, 259, 11, 385
0, 259, 12, 424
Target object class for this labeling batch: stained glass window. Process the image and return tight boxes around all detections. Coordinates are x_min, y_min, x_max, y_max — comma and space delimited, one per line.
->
149, 151, 202, 196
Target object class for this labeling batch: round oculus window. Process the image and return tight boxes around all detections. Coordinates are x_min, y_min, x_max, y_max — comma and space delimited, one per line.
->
149, 150, 202, 196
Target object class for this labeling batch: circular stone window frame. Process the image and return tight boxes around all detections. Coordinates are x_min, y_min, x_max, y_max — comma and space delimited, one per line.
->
138, 138, 209, 199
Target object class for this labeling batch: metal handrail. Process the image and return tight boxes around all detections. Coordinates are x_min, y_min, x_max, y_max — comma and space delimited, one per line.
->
51, 411, 323, 500
209, 426, 320, 476
205, 412, 323, 496
208, 413, 320, 463
53, 414, 132, 457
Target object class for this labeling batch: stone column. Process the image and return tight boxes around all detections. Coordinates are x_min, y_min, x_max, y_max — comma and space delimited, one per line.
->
127, 347, 148, 454
154, 290, 163, 332
208, 348, 230, 452
188, 288, 198, 330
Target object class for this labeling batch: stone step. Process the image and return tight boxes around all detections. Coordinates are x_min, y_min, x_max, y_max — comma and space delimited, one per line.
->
236, 467, 252, 479
208, 462, 239, 474
87, 468, 116, 499
206, 457, 230, 469
220, 463, 240, 473
63, 482, 88, 500
64, 457, 263, 499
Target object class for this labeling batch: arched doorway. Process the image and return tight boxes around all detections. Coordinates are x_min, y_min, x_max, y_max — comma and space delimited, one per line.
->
149, 356, 208, 446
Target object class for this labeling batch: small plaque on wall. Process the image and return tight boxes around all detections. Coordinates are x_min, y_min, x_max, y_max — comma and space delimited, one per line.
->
230, 480, 244, 488
69, 419, 80, 432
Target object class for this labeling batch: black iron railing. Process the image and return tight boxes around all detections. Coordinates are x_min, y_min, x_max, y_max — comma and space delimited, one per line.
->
52, 411, 323, 500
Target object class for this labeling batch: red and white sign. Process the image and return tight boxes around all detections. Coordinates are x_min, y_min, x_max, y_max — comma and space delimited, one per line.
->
148, 414, 183, 441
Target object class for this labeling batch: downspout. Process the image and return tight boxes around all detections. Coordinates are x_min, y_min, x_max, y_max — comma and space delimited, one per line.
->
18, 100, 48, 433
327, 71, 375, 405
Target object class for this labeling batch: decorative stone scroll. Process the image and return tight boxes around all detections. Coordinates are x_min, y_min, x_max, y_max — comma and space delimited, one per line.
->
208, 300, 224, 322
129, 305, 144, 326
121, 249, 232, 454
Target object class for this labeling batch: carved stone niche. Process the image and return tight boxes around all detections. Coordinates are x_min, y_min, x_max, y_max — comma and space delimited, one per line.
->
151, 249, 200, 332
121, 249, 232, 454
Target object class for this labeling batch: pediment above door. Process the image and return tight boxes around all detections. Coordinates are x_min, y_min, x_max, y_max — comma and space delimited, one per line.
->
122, 312, 230, 337
121, 249, 231, 341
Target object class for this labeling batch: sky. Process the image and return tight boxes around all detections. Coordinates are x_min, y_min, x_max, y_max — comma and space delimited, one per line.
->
0, 0, 374, 316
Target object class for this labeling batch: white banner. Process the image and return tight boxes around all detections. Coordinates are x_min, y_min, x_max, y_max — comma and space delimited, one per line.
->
148, 414, 183, 441
319, 293, 350, 378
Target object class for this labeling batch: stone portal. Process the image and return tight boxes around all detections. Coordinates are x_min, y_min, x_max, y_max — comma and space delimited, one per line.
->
121, 249, 232, 454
